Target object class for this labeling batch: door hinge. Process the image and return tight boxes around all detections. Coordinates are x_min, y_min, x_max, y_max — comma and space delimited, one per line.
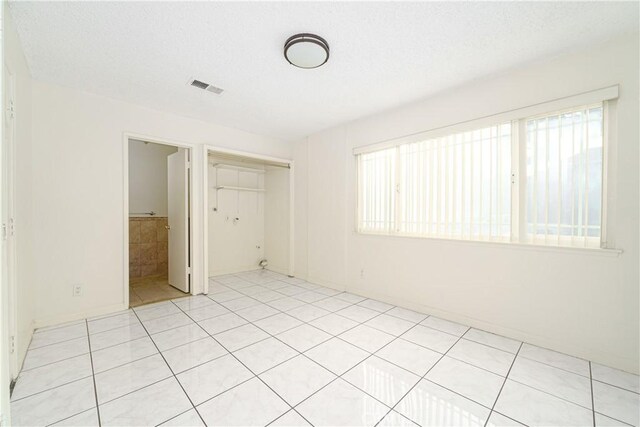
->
9, 218, 15, 236
1, 224, 7, 241
9, 336, 15, 354
6, 99, 15, 119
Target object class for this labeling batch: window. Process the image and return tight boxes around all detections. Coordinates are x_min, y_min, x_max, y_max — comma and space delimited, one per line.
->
357, 147, 396, 233
525, 105, 604, 247
356, 103, 606, 248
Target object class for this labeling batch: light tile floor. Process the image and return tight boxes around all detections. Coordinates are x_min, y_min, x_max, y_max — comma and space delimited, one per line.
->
129, 275, 189, 307
11, 269, 640, 426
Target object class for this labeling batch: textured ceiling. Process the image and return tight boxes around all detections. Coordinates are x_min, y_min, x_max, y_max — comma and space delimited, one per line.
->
9, 1, 639, 141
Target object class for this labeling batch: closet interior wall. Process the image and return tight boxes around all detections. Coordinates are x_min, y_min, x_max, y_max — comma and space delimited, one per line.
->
207, 153, 292, 277
208, 156, 266, 276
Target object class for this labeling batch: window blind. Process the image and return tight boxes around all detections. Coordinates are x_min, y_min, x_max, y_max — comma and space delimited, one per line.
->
525, 104, 603, 247
357, 147, 396, 233
356, 101, 607, 249
397, 124, 512, 240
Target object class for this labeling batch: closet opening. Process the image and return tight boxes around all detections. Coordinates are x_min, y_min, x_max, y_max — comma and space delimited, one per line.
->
203, 148, 294, 293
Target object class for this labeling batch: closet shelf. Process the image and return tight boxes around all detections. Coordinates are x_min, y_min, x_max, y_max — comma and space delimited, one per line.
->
211, 163, 266, 173
214, 185, 265, 193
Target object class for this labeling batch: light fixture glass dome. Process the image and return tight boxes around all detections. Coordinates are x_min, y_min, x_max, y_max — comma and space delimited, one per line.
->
284, 33, 329, 69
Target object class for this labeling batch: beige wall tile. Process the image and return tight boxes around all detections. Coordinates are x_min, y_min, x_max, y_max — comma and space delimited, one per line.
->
129, 220, 141, 243
140, 242, 157, 264
130, 265, 141, 278
129, 218, 171, 280
157, 241, 168, 263
157, 220, 168, 242
158, 261, 168, 276
129, 244, 140, 265
140, 220, 156, 243
140, 263, 157, 277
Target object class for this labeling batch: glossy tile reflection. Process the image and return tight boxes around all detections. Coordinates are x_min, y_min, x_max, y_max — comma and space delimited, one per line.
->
10, 269, 640, 426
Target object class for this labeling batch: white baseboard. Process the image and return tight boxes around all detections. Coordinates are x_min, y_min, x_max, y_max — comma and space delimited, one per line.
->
347, 284, 639, 375
266, 266, 290, 276
33, 303, 129, 330
307, 276, 346, 292
210, 266, 294, 278
209, 266, 262, 277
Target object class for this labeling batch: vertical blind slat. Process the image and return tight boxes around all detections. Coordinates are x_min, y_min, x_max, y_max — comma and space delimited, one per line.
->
357, 103, 603, 249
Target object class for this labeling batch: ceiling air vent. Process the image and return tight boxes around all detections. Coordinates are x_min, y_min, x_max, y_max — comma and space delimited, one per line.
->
189, 78, 224, 95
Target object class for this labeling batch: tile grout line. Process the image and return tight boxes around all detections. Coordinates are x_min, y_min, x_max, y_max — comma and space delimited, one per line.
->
373, 327, 471, 426
11, 373, 94, 404
18, 271, 639, 427
516, 354, 594, 380
484, 341, 524, 427
157, 407, 203, 426
28, 331, 88, 351
27, 304, 422, 378
254, 308, 425, 420
17, 350, 91, 375
36, 273, 517, 363
33, 320, 87, 335
44, 408, 97, 427
592, 411, 636, 427
97, 279, 480, 424
23, 308, 607, 418
589, 362, 596, 427
93, 352, 166, 380
506, 377, 601, 412
96, 375, 177, 407
296, 322, 422, 411
88, 301, 618, 411
85, 320, 103, 427
168, 299, 317, 427
15, 274, 385, 426
591, 378, 640, 396
179, 280, 415, 424
129, 308, 209, 427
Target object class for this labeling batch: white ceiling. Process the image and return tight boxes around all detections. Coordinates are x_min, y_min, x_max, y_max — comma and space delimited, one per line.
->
9, 1, 639, 141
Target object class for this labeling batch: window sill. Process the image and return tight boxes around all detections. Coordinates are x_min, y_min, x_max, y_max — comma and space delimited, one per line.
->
353, 231, 623, 257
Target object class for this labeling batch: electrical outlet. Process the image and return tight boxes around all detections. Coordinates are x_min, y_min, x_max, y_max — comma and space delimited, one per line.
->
72, 284, 83, 297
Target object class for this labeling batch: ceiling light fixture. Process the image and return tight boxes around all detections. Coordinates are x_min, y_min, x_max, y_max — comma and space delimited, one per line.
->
284, 33, 329, 69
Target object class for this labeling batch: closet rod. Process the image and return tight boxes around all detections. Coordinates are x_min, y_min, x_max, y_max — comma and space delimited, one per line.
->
210, 163, 266, 173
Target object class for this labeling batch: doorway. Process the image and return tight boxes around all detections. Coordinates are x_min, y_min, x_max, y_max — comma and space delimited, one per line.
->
203, 147, 294, 292
126, 138, 192, 307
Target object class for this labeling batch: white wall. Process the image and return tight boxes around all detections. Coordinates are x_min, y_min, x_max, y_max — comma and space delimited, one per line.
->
208, 160, 265, 275
305, 128, 349, 290
264, 166, 290, 275
3, 6, 33, 376
292, 140, 309, 279
128, 140, 177, 217
295, 34, 639, 374
28, 79, 291, 329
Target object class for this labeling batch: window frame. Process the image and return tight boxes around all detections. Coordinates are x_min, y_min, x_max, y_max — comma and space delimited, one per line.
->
353, 87, 620, 252
519, 103, 606, 249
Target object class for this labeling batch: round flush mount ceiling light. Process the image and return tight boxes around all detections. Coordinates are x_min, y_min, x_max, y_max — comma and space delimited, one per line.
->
284, 33, 330, 69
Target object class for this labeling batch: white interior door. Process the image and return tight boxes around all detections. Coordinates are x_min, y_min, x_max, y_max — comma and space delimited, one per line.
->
168, 148, 189, 292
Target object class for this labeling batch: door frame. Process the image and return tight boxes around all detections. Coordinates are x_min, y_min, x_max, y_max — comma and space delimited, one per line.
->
1, 29, 19, 424
202, 144, 295, 294
122, 133, 198, 308
2, 64, 18, 380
